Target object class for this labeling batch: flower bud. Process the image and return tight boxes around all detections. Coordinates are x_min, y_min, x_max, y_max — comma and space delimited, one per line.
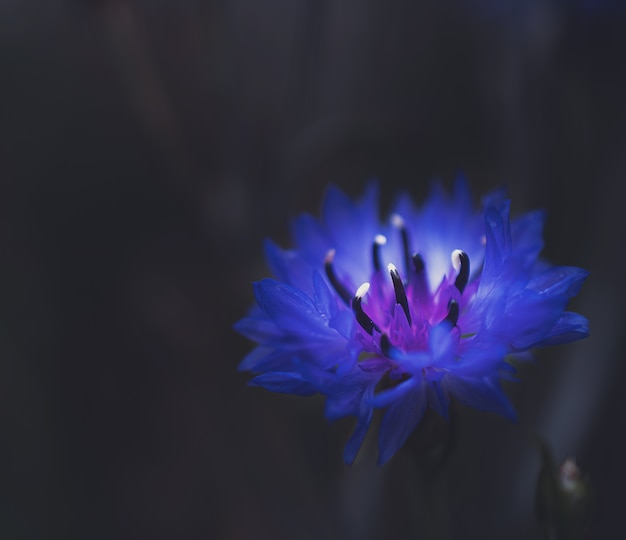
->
535, 445, 594, 539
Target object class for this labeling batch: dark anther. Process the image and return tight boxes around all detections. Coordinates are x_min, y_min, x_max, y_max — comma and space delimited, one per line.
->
380, 333, 402, 359
392, 214, 412, 277
452, 250, 470, 293
412, 253, 425, 275
324, 250, 352, 305
352, 283, 381, 335
411, 253, 429, 302
444, 299, 459, 326
372, 235, 387, 272
380, 334, 392, 356
388, 263, 411, 325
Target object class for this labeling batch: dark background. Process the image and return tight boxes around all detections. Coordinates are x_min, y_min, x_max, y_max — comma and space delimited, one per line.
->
1, 1, 625, 538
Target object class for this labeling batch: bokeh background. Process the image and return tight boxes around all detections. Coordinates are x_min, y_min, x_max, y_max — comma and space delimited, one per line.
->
2, 1, 625, 538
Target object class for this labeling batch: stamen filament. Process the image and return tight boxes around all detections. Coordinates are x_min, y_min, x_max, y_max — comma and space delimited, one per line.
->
392, 214, 412, 278
411, 252, 430, 302
412, 253, 425, 274
388, 263, 411, 325
380, 333, 399, 358
452, 249, 470, 293
352, 282, 381, 335
324, 250, 352, 305
372, 235, 387, 272
444, 299, 459, 326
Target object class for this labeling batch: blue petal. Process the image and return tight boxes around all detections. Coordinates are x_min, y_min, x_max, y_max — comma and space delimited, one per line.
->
325, 396, 354, 421
452, 173, 474, 210
249, 372, 317, 396
501, 290, 568, 350
359, 182, 380, 223
426, 379, 450, 418
422, 181, 447, 217
481, 186, 508, 210
535, 312, 590, 346
263, 238, 291, 284
238, 346, 274, 372
478, 204, 513, 296
335, 350, 358, 376
510, 209, 546, 264
429, 322, 459, 364
443, 374, 516, 421
394, 350, 431, 372
391, 191, 415, 221
442, 340, 507, 375
323, 186, 362, 234
263, 240, 315, 296
526, 266, 589, 298
312, 270, 338, 319
343, 384, 376, 464
238, 346, 300, 373
323, 369, 381, 420
291, 213, 331, 265
388, 303, 413, 346
254, 279, 334, 336
233, 309, 281, 342
377, 379, 427, 465
371, 377, 417, 408
486, 202, 512, 259
329, 309, 354, 339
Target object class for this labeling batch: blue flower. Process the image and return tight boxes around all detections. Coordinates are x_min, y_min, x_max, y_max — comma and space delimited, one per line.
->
235, 179, 589, 465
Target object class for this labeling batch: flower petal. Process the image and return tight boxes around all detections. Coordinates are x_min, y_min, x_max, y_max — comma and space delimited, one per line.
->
263, 240, 315, 296
249, 372, 318, 396
443, 374, 516, 421
254, 279, 334, 337
343, 384, 376, 464
501, 290, 568, 350
291, 213, 331, 265
535, 312, 590, 346
233, 307, 281, 342
429, 322, 460, 364
510, 209, 546, 267
526, 266, 589, 298
312, 270, 338, 319
426, 379, 450, 418
377, 379, 427, 465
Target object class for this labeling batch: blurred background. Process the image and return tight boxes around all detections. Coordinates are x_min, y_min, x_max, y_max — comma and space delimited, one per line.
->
1, 0, 625, 538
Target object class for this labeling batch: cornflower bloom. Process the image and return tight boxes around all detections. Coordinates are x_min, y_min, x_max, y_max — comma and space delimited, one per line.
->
235, 179, 589, 464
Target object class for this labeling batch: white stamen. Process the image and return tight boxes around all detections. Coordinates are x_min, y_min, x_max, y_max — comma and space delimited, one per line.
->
374, 234, 387, 245
355, 282, 371, 298
324, 248, 336, 263
559, 458, 581, 493
391, 214, 405, 228
451, 249, 464, 271
387, 262, 398, 273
